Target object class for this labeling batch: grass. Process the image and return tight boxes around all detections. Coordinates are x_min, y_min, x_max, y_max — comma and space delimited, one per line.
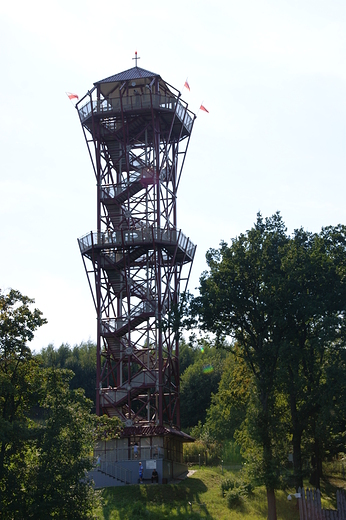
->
94, 466, 302, 519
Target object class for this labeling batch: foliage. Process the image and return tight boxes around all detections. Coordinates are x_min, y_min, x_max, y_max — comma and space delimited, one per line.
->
183, 432, 222, 466
221, 474, 254, 508
221, 475, 239, 496
205, 346, 252, 441
93, 414, 122, 441
190, 213, 346, 518
226, 486, 245, 507
0, 289, 101, 519
39, 341, 97, 408
0, 288, 47, 518
276, 225, 346, 488
221, 440, 243, 465
179, 338, 200, 375
192, 212, 290, 519
180, 339, 226, 429
27, 368, 99, 520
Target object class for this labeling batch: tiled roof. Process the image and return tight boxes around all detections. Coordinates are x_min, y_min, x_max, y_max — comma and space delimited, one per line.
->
121, 425, 194, 441
95, 66, 159, 85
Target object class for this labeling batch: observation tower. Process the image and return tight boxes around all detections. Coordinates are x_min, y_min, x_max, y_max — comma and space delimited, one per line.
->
76, 58, 196, 483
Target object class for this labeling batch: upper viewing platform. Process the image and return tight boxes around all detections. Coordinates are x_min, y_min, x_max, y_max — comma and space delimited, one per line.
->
76, 66, 195, 136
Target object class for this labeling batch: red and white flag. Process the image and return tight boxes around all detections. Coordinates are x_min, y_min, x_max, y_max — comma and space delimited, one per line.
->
184, 80, 190, 91
200, 104, 209, 113
66, 92, 79, 100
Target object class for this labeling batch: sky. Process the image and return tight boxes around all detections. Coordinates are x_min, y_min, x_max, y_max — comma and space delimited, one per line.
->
0, 0, 345, 352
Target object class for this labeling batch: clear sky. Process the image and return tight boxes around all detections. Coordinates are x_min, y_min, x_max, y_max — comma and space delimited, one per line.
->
0, 0, 345, 351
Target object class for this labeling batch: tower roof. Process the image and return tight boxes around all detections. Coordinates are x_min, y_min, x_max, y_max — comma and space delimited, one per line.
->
95, 66, 160, 85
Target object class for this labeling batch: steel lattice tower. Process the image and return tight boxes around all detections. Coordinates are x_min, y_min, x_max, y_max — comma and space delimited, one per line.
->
76, 63, 196, 435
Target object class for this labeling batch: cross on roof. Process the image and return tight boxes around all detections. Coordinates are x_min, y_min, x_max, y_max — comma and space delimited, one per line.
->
132, 51, 140, 67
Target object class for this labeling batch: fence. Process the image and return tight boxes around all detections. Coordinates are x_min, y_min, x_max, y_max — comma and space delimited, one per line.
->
298, 487, 346, 520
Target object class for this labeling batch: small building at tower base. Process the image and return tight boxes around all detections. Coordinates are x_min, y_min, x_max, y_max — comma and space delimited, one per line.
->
94, 425, 193, 485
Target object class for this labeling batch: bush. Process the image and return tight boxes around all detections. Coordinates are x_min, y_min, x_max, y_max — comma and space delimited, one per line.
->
242, 480, 254, 495
221, 474, 254, 508
130, 501, 150, 518
227, 487, 245, 507
221, 475, 238, 497
183, 438, 221, 466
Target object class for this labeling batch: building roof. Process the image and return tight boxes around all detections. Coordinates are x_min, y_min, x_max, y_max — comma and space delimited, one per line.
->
121, 424, 194, 442
95, 66, 160, 85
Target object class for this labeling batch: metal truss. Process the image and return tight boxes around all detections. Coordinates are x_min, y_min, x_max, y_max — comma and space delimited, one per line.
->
76, 68, 196, 429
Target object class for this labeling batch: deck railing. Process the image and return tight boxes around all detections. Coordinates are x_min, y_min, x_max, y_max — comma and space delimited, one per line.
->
78, 94, 193, 132
78, 226, 195, 260
96, 446, 164, 463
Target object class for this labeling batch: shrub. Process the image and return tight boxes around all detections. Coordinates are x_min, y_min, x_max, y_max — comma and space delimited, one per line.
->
221, 474, 254, 508
242, 480, 254, 495
183, 438, 221, 466
221, 475, 238, 497
130, 501, 150, 518
227, 487, 245, 507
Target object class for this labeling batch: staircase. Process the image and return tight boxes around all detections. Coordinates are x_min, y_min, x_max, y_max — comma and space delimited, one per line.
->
90, 461, 132, 488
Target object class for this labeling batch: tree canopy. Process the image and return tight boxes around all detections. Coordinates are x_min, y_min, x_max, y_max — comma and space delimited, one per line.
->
191, 213, 346, 520
0, 289, 121, 519
180, 340, 226, 429
39, 341, 97, 408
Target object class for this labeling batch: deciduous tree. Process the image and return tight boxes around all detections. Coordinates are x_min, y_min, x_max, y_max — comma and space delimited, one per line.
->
0, 289, 47, 518
191, 214, 346, 518
193, 213, 290, 520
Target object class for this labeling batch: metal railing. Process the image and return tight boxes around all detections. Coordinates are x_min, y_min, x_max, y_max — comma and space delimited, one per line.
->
78, 94, 193, 133
99, 460, 132, 484
100, 370, 158, 406
97, 446, 164, 463
101, 167, 157, 200
101, 301, 156, 333
101, 172, 142, 199
78, 226, 196, 259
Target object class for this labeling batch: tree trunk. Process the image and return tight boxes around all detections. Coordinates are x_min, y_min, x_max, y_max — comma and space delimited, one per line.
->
267, 488, 277, 520
288, 367, 305, 490
292, 429, 303, 490
309, 438, 322, 489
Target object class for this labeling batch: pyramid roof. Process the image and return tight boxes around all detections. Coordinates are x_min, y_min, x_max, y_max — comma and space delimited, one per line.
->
95, 66, 159, 85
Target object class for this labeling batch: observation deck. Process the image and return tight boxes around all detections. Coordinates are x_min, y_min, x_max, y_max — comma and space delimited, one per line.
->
78, 227, 196, 264
78, 94, 193, 138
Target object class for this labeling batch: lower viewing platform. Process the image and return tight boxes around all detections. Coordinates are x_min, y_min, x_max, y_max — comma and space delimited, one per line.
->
78, 226, 196, 263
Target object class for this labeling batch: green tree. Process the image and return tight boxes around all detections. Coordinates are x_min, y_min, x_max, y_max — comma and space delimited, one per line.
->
277, 225, 346, 489
39, 341, 97, 408
179, 338, 199, 375
0, 289, 116, 519
191, 214, 346, 516
28, 369, 99, 519
205, 346, 252, 441
180, 340, 226, 429
193, 213, 290, 520
0, 289, 47, 518
305, 343, 346, 484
